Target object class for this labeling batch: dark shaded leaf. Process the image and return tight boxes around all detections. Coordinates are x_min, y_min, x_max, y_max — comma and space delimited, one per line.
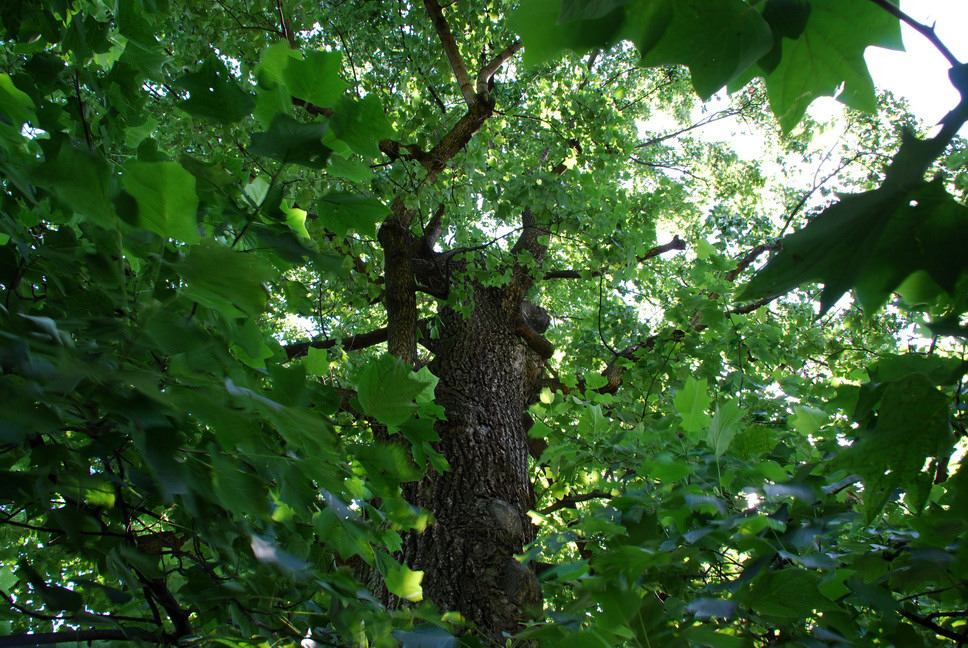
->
250, 114, 332, 168
174, 55, 254, 124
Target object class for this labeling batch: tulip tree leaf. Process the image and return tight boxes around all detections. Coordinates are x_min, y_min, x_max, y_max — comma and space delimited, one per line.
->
762, 0, 903, 131
674, 376, 711, 435
356, 354, 433, 427
174, 55, 255, 124
631, 0, 773, 100
836, 373, 953, 519
282, 50, 348, 108
748, 568, 828, 618
121, 160, 199, 243
707, 398, 743, 457
316, 191, 387, 237
742, 178, 968, 313
176, 241, 277, 317
331, 94, 394, 157
250, 114, 333, 169
34, 143, 116, 228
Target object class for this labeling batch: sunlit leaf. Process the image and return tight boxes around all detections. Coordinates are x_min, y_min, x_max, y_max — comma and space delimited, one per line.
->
674, 376, 711, 435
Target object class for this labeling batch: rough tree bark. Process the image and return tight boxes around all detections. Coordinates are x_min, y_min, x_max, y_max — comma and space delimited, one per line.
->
402, 284, 546, 639
369, 1, 547, 640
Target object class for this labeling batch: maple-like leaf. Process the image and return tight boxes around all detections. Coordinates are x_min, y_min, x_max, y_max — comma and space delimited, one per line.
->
763, 0, 902, 131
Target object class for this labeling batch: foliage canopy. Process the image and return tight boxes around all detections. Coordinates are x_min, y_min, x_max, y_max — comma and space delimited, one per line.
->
2, 0, 968, 647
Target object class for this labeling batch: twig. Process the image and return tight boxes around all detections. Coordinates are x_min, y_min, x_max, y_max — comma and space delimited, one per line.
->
276, 0, 295, 48
73, 72, 94, 150
777, 152, 863, 238
597, 273, 619, 357
636, 107, 742, 149
865, 0, 961, 67
284, 325, 390, 359
724, 242, 780, 282
899, 609, 968, 644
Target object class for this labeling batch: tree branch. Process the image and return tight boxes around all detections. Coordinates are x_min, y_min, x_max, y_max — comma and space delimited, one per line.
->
592, 237, 779, 395
636, 107, 743, 149
285, 318, 439, 361
475, 41, 522, 94
899, 609, 968, 643
724, 242, 780, 282
543, 236, 685, 279
285, 326, 389, 360
865, 0, 961, 67
423, 0, 476, 107
276, 0, 296, 48
539, 490, 612, 515
0, 630, 156, 648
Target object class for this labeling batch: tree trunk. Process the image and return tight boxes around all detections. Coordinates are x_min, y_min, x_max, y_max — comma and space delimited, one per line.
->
402, 285, 544, 641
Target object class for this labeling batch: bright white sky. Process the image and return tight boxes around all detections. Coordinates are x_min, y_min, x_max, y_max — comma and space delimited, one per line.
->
866, 0, 968, 128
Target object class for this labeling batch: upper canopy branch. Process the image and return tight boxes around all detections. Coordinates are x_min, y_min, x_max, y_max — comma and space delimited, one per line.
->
548, 238, 784, 396
476, 41, 522, 94
543, 235, 685, 280
423, 0, 477, 107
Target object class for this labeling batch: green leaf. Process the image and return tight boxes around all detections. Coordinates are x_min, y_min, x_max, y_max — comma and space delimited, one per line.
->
174, 55, 255, 124
383, 563, 424, 601
316, 191, 387, 237
748, 568, 827, 618
632, 0, 773, 99
249, 114, 332, 169
0, 73, 36, 134
790, 405, 826, 437
281, 50, 348, 108
281, 202, 310, 238
34, 142, 116, 228
869, 353, 968, 386
680, 627, 752, 648
176, 241, 277, 317
511, 0, 624, 65
706, 398, 743, 457
742, 177, 968, 313
356, 354, 432, 426
837, 373, 953, 519
559, 0, 629, 23
674, 376, 711, 435
763, 0, 903, 131
305, 347, 329, 377
255, 40, 299, 87
731, 424, 776, 459
121, 160, 200, 243
332, 94, 394, 157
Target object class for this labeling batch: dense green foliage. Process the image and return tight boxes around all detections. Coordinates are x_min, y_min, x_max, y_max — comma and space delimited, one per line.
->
1, 0, 967, 647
